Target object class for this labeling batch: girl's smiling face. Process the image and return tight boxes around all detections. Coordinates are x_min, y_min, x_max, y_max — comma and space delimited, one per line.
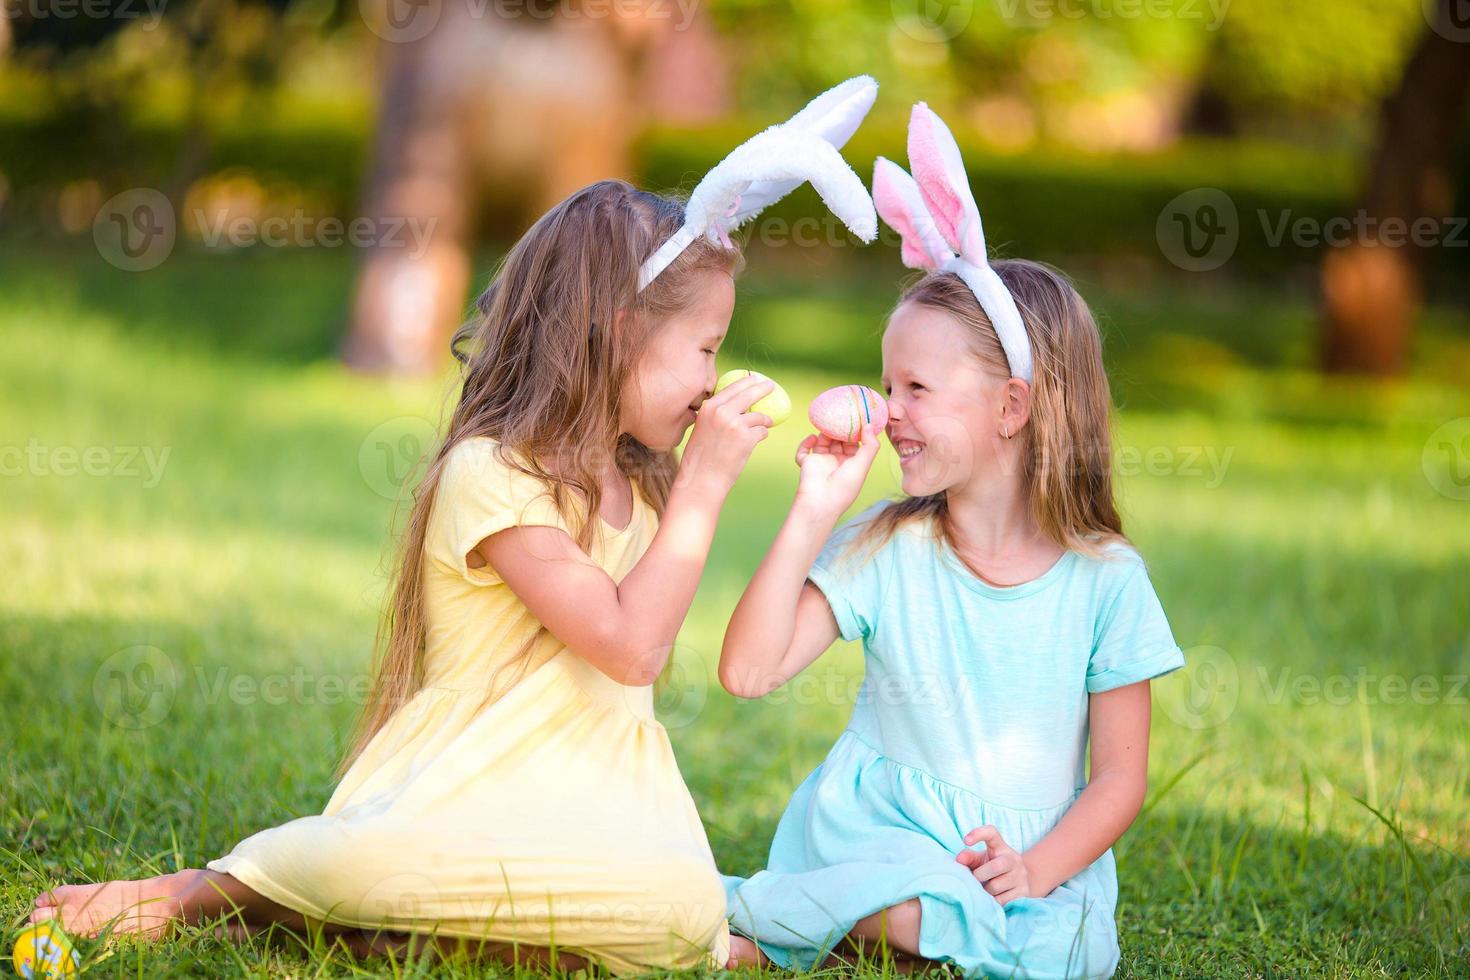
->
620, 270, 735, 452
881, 300, 1013, 497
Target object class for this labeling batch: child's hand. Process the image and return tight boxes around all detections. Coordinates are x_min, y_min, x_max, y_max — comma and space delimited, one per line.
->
792, 425, 881, 521
956, 825, 1035, 906
676, 374, 776, 497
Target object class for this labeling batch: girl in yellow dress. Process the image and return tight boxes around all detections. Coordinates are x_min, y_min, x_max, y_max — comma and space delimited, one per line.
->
25, 73, 883, 971
30, 176, 757, 971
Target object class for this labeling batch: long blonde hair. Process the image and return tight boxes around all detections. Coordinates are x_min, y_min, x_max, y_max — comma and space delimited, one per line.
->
855, 259, 1127, 560
338, 179, 744, 774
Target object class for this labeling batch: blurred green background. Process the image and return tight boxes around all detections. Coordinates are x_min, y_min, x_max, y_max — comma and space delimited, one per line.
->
2, 0, 1468, 976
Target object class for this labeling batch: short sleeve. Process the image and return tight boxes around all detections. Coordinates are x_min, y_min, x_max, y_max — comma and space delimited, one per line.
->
433, 439, 576, 586
805, 502, 892, 642
1087, 557, 1186, 693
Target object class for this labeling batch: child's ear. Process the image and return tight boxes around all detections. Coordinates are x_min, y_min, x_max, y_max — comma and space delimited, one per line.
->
608, 307, 630, 342
999, 377, 1033, 437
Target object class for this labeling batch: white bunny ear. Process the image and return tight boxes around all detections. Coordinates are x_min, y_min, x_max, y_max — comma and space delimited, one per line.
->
696, 129, 876, 241
638, 76, 879, 292
728, 75, 878, 224
873, 156, 952, 271
786, 74, 879, 145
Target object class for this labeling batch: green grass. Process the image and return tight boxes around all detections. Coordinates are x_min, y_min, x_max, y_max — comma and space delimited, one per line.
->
1, 241, 1467, 977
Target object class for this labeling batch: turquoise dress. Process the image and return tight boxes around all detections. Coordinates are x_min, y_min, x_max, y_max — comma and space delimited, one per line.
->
722, 503, 1185, 979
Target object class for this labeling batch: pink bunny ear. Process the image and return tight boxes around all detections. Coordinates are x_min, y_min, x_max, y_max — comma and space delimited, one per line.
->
876, 102, 1035, 383
873, 156, 953, 271
907, 103, 986, 261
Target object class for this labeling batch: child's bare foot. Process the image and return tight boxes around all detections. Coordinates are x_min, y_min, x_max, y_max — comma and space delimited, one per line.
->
727, 934, 770, 969
29, 869, 203, 939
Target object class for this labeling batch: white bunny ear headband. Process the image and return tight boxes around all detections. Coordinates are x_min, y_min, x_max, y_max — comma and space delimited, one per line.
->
872, 103, 1033, 383
637, 76, 880, 292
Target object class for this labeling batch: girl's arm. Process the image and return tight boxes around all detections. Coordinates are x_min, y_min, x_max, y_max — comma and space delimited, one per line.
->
961, 680, 1152, 901
1021, 680, 1151, 895
718, 521, 841, 699
719, 428, 881, 699
477, 376, 775, 687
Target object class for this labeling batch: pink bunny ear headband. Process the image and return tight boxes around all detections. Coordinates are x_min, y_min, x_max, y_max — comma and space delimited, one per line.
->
872, 103, 1033, 383
637, 76, 880, 293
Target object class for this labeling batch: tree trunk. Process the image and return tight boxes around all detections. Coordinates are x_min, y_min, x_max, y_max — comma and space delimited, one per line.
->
341, 0, 730, 376
339, 0, 475, 375
1319, 0, 1470, 376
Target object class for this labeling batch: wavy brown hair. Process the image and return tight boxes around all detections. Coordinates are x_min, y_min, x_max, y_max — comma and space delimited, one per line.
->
853, 259, 1127, 561
338, 179, 744, 774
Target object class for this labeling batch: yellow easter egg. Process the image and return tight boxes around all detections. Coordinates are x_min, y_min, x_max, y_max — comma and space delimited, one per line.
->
12, 923, 78, 979
714, 369, 791, 425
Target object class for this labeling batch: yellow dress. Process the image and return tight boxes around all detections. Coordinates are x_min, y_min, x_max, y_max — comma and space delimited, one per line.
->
206, 436, 731, 973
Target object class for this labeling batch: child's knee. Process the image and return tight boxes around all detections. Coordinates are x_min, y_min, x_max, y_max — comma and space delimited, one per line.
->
883, 897, 922, 940
853, 897, 922, 945
608, 850, 727, 966
656, 854, 729, 946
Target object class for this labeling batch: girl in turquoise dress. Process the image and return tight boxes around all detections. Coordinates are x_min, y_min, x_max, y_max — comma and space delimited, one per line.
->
717, 104, 1184, 979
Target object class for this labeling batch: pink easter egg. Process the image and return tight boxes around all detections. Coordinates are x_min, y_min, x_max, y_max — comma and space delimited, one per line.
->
808, 385, 889, 443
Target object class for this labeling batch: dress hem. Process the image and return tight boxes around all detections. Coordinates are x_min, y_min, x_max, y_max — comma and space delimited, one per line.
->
208, 854, 725, 975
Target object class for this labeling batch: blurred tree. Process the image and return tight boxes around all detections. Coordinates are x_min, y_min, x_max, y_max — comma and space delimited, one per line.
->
1201, 0, 1422, 139
3, 0, 322, 203
1319, 0, 1470, 375
341, 0, 730, 375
